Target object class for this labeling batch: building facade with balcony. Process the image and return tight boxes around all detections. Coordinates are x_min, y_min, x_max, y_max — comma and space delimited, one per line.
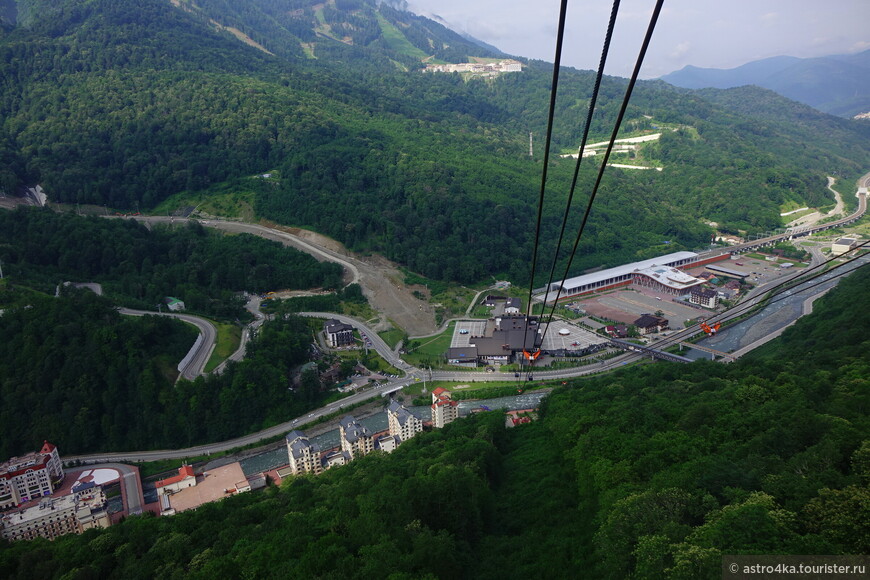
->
431, 388, 459, 428
0, 442, 64, 511
286, 431, 323, 476
339, 416, 374, 460
387, 401, 423, 443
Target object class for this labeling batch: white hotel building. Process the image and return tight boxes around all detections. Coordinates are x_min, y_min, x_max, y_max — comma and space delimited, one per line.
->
0, 442, 64, 511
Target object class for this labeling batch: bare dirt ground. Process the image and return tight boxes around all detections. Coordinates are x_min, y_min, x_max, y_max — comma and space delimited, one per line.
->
4, 197, 436, 336
258, 221, 438, 337
785, 177, 845, 229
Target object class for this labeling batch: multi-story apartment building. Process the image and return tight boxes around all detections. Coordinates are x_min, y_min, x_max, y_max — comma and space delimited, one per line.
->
339, 415, 374, 460
0, 441, 64, 511
286, 431, 323, 476
0, 481, 110, 542
324, 319, 355, 348
431, 388, 459, 428
387, 400, 423, 443
689, 287, 719, 309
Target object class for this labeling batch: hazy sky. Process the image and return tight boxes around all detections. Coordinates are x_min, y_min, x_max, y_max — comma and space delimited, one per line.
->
405, 0, 870, 78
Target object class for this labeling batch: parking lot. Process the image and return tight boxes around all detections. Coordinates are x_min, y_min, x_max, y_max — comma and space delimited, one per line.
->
450, 318, 606, 351
581, 290, 703, 328
539, 321, 607, 351
450, 320, 489, 347
687, 257, 802, 286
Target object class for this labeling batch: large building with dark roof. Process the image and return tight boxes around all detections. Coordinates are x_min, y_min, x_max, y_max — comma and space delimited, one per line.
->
324, 319, 354, 348
689, 287, 719, 308
339, 416, 374, 460
286, 431, 322, 476
387, 401, 423, 443
445, 315, 542, 367
633, 314, 669, 335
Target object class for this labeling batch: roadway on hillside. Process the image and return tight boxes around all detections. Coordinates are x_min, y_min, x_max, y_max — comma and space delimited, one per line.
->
64, 248, 863, 464
713, 174, 868, 255
128, 216, 439, 337
64, 173, 869, 464
62, 283, 219, 382
118, 308, 216, 381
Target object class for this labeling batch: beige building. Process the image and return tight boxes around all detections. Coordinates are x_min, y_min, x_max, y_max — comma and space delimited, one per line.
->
155, 465, 196, 496
0, 482, 109, 542
339, 415, 374, 460
633, 314, 669, 335
689, 287, 719, 309
323, 450, 350, 470
158, 462, 253, 516
387, 400, 423, 443
286, 431, 322, 475
0, 441, 64, 511
431, 388, 459, 428
376, 435, 399, 453
831, 237, 860, 257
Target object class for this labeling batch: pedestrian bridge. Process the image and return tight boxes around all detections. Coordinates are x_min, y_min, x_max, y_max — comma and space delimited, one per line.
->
677, 342, 735, 361
609, 339, 694, 364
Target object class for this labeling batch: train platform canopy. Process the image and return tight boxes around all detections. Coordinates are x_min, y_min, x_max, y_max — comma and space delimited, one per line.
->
542, 251, 698, 301
706, 264, 747, 278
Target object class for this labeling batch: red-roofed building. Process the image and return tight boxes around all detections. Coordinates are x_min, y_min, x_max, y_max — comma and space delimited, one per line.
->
0, 441, 64, 510
431, 389, 459, 428
155, 465, 196, 496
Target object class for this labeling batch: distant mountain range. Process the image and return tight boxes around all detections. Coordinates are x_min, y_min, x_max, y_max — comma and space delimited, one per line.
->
660, 50, 870, 118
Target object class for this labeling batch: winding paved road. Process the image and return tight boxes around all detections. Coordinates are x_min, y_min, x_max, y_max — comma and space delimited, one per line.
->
119, 308, 216, 381
64, 172, 869, 464
711, 174, 867, 255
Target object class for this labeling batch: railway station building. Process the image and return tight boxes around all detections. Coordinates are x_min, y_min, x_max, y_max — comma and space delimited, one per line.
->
543, 251, 701, 301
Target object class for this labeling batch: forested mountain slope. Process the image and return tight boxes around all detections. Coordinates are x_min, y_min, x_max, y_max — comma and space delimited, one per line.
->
1, 0, 868, 283
0, 247, 866, 579
0, 209, 350, 455
661, 50, 870, 117
0, 208, 343, 317
0, 285, 345, 455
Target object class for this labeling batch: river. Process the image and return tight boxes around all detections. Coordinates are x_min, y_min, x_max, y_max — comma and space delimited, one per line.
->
239, 391, 549, 475
683, 256, 867, 359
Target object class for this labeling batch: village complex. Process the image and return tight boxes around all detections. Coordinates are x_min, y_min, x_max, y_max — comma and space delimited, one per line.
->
284, 388, 459, 477
1, 234, 862, 541
0, 443, 110, 541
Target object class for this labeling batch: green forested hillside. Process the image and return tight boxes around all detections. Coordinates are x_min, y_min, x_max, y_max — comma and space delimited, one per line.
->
0, 208, 342, 318
0, 289, 198, 455
1, 258, 865, 579
1, 0, 869, 284
0, 286, 332, 455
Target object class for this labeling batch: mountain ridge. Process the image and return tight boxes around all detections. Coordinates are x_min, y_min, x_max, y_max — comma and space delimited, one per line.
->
660, 49, 870, 117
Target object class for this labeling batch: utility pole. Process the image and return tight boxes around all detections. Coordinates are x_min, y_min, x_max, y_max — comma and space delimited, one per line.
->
529, 132, 533, 157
